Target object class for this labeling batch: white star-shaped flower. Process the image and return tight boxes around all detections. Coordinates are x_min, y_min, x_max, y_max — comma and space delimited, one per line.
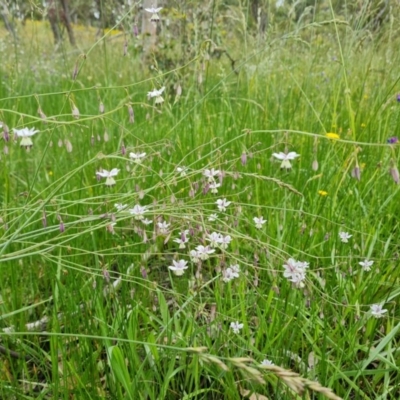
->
206, 232, 222, 248
129, 152, 146, 163
253, 216, 267, 229
272, 151, 300, 170
283, 258, 309, 286
176, 166, 188, 176
216, 198, 231, 212
13, 127, 39, 149
168, 259, 188, 276
148, 87, 165, 104
209, 181, 221, 193
219, 235, 232, 250
115, 203, 127, 211
144, 6, 163, 22
230, 321, 243, 334
370, 304, 388, 318
359, 259, 374, 271
208, 213, 218, 222
129, 204, 148, 220
195, 245, 215, 260
339, 231, 352, 243
96, 168, 120, 187
203, 168, 220, 182
157, 221, 170, 235
261, 359, 274, 366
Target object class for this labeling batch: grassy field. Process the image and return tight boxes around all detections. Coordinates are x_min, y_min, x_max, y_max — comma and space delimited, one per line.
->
1, 6, 400, 399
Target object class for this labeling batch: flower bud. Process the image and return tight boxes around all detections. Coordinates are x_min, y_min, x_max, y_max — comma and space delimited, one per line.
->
312, 159, 319, 171
351, 166, 361, 181
390, 166, 399, 184
128, 105, 134, 123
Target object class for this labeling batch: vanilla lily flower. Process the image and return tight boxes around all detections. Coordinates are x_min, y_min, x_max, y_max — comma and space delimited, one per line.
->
339, 231, 352, 243
359, 259, 374, 271
173, 230, 190, 249
283, 258, 309, 286
253, 216, 267, 229
176, 166, 188, 176
272, 151, 300, 170
168, 259, 188, 276
195, 245, 215, 260
222, 264, 240, 282
148, 87, 165, 105
129, 152, 146, 163
203, 168, 220, 182
157, 221, 170, 235
261, 359, 274, 366
13, 127, 39, 149
230, 321, 243, 334
189, 249, 200, 263
115, 203, 127, 211
370, 304, 388, 318
144, 6, 162, 22
209, 181, 221, 193
222, 267, 237, 282
219, 235, 232, 250
216, 198, 231, 212
208, 213, 218, 222
206, 232, 222, 248
129, 204, 148, 220
96, 168, 120, 187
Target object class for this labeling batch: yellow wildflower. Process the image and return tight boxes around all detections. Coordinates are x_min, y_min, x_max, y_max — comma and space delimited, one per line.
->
318, 190, 328, 196
325, 133, 340, 140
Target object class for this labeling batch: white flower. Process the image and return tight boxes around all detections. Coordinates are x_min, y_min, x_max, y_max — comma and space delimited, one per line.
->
208, 214, 218, 222
168, 259, 188, 276
283, 258, 309, 286
204, 168, 220, 182
216, 198, 231, 212
13, 127, 39, 148
144, 6, 162, 22
129, 204, 148, 220
148, 87, 165, 105
142, 218, 153, 225
231, 264, 240, 274
222, 268, 236, 282
115, 203, 127, 211
173, 230, 190, 249
253, 216, 267, 229
261, 359, 274, 366
157, 221, 170, 234
359, 259, 374, 271
189, 249, 200, 263
339, 231, 352, 243
230, 321, 244, 334
206, 232, 222, 248
370, 304, 388, 318
222, 264, 240, 282
96, 168, 120, 187
129, 152, 146, 163
219, 235, 232, 250
195, 245, 215, 260
272, 151, 300, 170
176, 166, 188, 176
209, 181, 221, 193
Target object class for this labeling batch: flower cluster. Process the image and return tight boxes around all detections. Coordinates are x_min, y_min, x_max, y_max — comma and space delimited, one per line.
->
204, 168, 221, 194
222, 264, 240, 282
282, 258, 309, 287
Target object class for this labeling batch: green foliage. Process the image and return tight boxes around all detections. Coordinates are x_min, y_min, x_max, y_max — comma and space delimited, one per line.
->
1, 2, 400, 399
